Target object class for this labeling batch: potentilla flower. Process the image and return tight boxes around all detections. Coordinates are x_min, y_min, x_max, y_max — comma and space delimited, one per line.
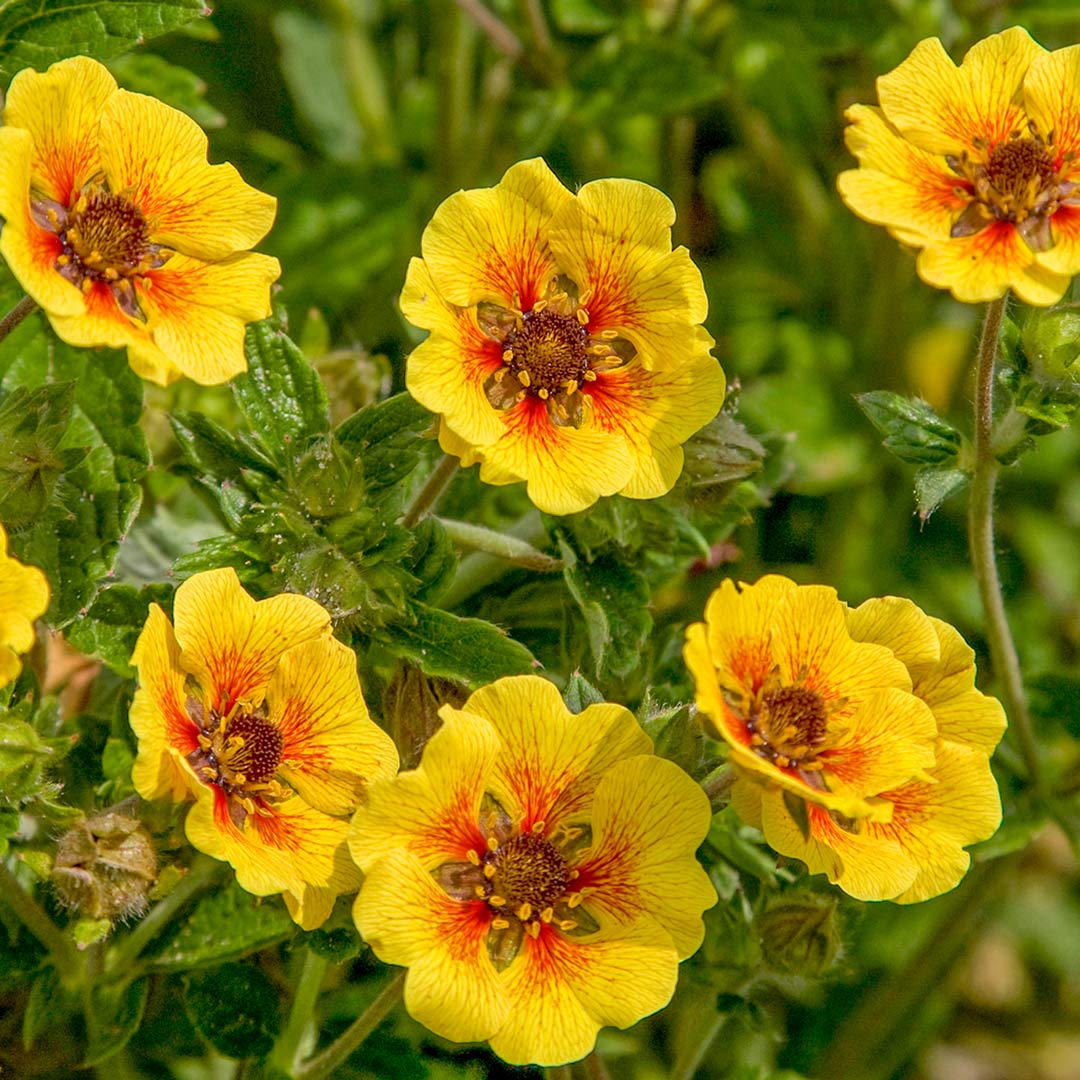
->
685, 576, 1005, 902
129, 568, 398, 929
349, 675, 715, 1066
838, 27, 1080, 306
0, 522, 49, 687
401, 158, 725, 515
0, 56, 280, 385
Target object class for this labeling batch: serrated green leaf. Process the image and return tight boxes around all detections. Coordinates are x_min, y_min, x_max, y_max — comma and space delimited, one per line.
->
856, 391, 962, 465
65, 583, 173, 677
83, 977, 149, 1066
0, 0, 206, 79
108, 52, 224, 128
559, 540, 652, 682
381, 602, 535, 688
563, 671, 605, 714
405, 517, 456, 602
233, 321, 330, 469
146, 880, 295, 971
337, 392, 432, 498
913, 466, 969, 523
184, 963, 280, 1060
0, 715, 54, 802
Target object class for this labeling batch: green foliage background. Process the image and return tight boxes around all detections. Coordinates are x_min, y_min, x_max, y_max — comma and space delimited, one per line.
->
2, 1, 1080, 1079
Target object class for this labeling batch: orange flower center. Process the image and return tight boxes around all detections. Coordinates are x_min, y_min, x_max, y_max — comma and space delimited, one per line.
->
479, 278, 635, 429
750, 686, 828, 768
186, 699, 288, 824
948, 130, 1078, 253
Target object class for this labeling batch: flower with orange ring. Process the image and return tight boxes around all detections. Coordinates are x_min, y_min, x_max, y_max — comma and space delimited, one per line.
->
402, 158, 725, 515
129, 568, 398, 929
348, 675, 715, 1066
0, 523, 49, 688
685, 576, 1005, 902
838, 26, 1080, 306
0, 56, 280, 385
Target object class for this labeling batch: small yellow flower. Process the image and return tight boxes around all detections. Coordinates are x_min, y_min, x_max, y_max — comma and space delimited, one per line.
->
402, 158, 725, 515
685, 576, 1005, 902
838, 27, 1080, 306
0, 523, 49, 687
0, 56, 280, 385
129, 568, 398, 929
349, 675, 715, 1066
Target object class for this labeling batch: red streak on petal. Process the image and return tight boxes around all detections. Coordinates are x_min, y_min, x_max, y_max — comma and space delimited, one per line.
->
254, 807, 303, 853
481, 233, 549, 311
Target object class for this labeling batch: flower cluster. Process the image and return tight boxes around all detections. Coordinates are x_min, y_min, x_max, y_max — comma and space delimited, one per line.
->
839, 26, 1080, 305
0, 56, 279, 385
401, 158, 725, 515
0, 523, 49, 687
685, 576, 1005, 902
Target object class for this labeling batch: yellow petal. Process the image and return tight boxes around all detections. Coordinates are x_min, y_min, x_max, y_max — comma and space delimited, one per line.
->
576, 755, 716, 958
549, 178, 708, 370
421, 158, 572, 309
129, 604, 202, 802
491, 918, 679, 1067
760, 789, 920, 901
2, 56, 116, 205
353, 848, 510, 1043
0, 127, 86, 318
729, 772, 765, 830
43, 278, 149, 353
399, 256, 458, 334
348, 711, 500, 871
846, 595, 941, 674
269, 636, 399, 817
0, 525, 50, 688
457, 675, 652, 828
171, 568, 331, 714
1032, 207, 1080, 279
98, 89, 277, 260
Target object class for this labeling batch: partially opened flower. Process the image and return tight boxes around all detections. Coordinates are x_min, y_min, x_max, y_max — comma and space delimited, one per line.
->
685, 576, 1005, 902
0, 56, 280, 385
839, 27, 1080, 305
0, 523, 49, 687
402, 158, 725, 515
130, 568, 398, 928
349, 675, 715, 1066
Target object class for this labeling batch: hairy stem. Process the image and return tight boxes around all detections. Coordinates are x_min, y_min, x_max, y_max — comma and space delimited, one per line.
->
402, 454, 460, 528
0, 295, 38, 344
0, 858, 80, 983
270, 948, 330, 1074
437, 517, 562, 571
968, 294, 1042, 793
295, 968, 406, 1080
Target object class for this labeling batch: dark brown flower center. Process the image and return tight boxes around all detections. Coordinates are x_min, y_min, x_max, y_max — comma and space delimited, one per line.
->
502, 309, 589, 397
489, 832, 569, 912
753, 686, 828, 766
948, 130, 1078, 253
63, 190, 152, 279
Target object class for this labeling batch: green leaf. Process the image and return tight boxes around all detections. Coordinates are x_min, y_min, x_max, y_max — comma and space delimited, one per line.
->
563, 671, 605, 714
404, 517, 457, 602
856, 391, 963, 465
108, 53, 225, 129
146, 880, 295, 971
0, 715, 55, 804
381, 602, 535, 688
23, 967, 76, 1049
84, 977, 149, 1066
233, 320, 330, 469
0, 0, 207, 79
65, 583, 173, 677
337, 392, 432, 499
559, 540, 652, 682
0, 331, 148, 626
639, 697, 706, 778
183, 963, 280, 1060
913, 466, 969, 524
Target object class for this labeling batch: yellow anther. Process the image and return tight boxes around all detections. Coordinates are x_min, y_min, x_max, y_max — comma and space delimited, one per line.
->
587, 343, 611, 356
491, 917, 510, 930
489, 894, 506, 907
556, 403, 568, 420
583, 370, 598, 382
563, 379, 578, 395
532, 299, 549, 313
567, 892, 583, 908
56, 254, 70, 267
567, 869, 579, 880
487, 837, 499, 852
516, 903, 533, 921
474, 886, 487, 899
81, 279, 93, 293
197, 734, 213, 751
559, 919, 577, 931
531, 821, 545, 834
538, 388, 549, 399
775, 755, 790, 768
540, 907, 554, 923
466, 849, 480, 865
484, 864, 497, 879
502, 349, 514, 363
518, 370, 531, 387
526, 921, 541, 938
576, 307, 590, 324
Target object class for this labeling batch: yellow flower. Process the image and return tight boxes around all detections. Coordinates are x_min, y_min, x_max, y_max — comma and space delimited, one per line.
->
129, 568, 398, 929
685, 576, 1005, 902
838, 27, 1080, 306
349, 675, 715, 1066
402, 158, 725, 515
0, 56, 280, 385
0, 523, 49, 687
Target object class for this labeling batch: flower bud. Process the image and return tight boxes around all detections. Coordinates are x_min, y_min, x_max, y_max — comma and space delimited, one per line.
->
50, 809, 158, 924
755, 891, 841, 977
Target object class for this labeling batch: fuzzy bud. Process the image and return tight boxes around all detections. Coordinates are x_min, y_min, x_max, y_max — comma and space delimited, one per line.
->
755, 891, 841, 977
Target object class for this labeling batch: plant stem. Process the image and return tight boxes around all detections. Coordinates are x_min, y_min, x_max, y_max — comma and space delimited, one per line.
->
968, 294, 1042, 794
0, 294, 37, 344
106, 853, 224, 972
437, 517, 562, 571
0, 858, 80, 983
270, 948, 330, 1075
670, 1011, 729, 1080
295, 968, 406, 1080
402, 454, 460, 528
440, 509, 548, 607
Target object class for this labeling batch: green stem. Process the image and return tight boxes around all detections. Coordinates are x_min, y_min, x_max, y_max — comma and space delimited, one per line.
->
0, 858, 80, 983
968, 294, 1042, 794
700, 765, 735, 812
106, 853, 223, 972
0, 294, 37, 344
670, 1012, 729, 1080
584, 1050, 613, 1080
437, 517, 562, 571
269, 948, 330, 1075
402, 454, 460, 528
440, 509, 548, 608
295, 968, 406, 1080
